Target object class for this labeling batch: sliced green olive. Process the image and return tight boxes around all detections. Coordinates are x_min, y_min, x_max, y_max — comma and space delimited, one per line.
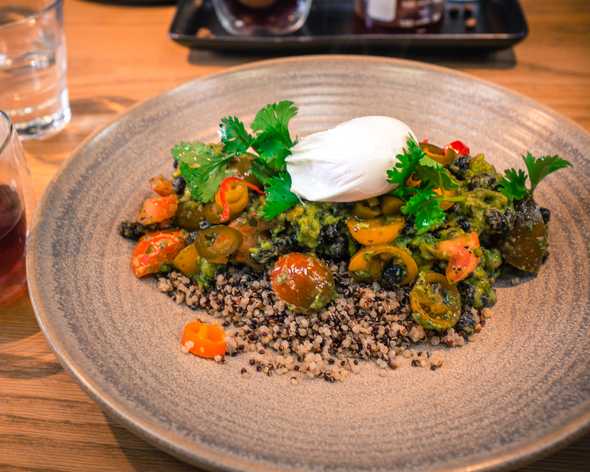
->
410, 271, 461, 331
195, 225, 243, 264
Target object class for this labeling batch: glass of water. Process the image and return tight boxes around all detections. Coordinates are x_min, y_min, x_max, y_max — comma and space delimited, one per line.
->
0, 0, 70, 140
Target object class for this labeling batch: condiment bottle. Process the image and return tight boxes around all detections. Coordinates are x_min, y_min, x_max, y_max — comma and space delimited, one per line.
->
355, 0, 446, 29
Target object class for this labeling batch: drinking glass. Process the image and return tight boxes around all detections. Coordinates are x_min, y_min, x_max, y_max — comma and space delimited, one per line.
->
0, 0, 70, 140
213, 0, 313, 36
0, 111, 29, 305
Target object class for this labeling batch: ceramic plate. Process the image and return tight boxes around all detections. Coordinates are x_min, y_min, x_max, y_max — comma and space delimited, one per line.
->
28, 57, 590, 472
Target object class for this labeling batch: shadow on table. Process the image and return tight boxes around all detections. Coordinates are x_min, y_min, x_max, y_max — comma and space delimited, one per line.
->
0, 294, 64, 379
107, 417, 198, 471
188, 47, 517, 70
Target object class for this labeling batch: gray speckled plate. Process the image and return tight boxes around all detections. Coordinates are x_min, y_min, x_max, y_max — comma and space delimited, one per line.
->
28, 56, 590, 472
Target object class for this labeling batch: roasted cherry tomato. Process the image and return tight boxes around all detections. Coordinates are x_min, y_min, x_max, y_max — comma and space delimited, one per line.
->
410, 271, 462, 331
229, 217, 263, 271
195, 225, 243, 264
348, 244, 418, 285
420, 142, 457, 166
131, 230, 185, 278
436, 232, 480, 283
173, 243, 200, 276
346, 217, 405, 245
501, 199, 548, 273
137, 194, 178, 225
181, 321, 226, 359
215, 177, 263, 222
271, 253, 335, 311
149, 175, 174, 196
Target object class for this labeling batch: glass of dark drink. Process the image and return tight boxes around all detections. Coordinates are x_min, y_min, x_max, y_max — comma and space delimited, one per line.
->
213, 0, 313, 36
0, 111, 30, 305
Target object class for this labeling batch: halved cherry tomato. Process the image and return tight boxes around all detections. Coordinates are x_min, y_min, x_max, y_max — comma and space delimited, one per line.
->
195, 225, 243, 264
215, 177, 264, 223
149, 175, 174, 196
131, 230, 185, 278
420, 142, 457, 166
444, 140, 470, 157
348, 245, 418, 285
346, 217, 405, 245
138, 194, 178, 225
436, 232, 480, 283
271, 253, 335, 311
181, 321, 226, 359
229, 217, 263, 271
410, 271, 461, 331
173, 243, 200, 276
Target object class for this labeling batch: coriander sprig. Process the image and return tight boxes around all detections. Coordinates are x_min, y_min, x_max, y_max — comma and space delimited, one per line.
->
386, 136, 457, 233
173, 100, 300, 219
499, 153, 572, 201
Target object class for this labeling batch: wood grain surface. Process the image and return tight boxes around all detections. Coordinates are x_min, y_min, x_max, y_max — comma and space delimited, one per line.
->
1, 0, 589, 470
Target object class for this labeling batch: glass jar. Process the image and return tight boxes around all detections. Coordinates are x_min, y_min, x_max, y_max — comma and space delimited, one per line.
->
213, 0, 313, 36
356, 0, 446, 29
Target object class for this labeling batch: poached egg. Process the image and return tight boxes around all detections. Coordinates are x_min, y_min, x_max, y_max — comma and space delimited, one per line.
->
287, 116, 415, 202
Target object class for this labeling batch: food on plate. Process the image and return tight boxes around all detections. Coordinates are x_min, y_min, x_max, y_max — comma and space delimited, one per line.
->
119, 101, 571, 382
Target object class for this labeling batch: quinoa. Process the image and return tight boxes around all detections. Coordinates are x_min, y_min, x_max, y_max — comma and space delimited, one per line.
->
159, 262, 484, 382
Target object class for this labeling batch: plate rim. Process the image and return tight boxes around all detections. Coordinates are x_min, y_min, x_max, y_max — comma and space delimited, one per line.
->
27, 55, 590, 472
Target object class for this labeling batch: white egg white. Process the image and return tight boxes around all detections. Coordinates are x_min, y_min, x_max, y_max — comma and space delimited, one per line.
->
286, 116, 415, 203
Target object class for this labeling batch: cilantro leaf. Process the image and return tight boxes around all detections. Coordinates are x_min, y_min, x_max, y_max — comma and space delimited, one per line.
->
523, 153, 572, 192
401, 189, 446, 234
415, 155, 458, 190
251, 100, 297, 141
499, 168, 528, 201
259, 171, 299, 220
498, 153, 572, 201
252, 133, 292, 171
174, 142, 233, 203
251, 101, 298, 171
386, 136, 424, 191
172, 141, 215, 165
219, 116, 252, 155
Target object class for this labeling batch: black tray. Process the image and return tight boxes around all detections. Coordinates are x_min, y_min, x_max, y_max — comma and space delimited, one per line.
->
169, 0, 528, 52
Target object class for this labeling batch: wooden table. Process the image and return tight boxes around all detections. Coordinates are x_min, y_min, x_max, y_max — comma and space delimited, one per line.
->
1, 0, 589, 470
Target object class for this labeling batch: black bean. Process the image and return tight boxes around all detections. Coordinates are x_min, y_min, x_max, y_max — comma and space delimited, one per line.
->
172, 176, 186, 195
449, 156, 471, 179
540, 207, 551, 224
457, 217, 471, 232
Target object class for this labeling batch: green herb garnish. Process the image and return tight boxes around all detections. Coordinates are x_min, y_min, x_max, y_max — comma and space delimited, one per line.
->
499, 152, 572, 201
386, 136, 457, 233
172, 142, 233, 203
174, 101, 300, 218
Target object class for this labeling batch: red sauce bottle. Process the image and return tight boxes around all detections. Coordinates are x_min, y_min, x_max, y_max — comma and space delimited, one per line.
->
355, 0, 445, 29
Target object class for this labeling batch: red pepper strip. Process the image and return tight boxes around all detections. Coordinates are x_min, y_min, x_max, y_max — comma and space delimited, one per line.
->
444, 140, 470, 157
218, 177, 264, 222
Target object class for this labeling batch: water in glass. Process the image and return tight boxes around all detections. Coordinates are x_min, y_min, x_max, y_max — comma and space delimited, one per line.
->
0, 0, 70, 139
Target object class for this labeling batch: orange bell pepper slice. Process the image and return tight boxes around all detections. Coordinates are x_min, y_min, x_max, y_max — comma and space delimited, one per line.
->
181, 321, 226, 359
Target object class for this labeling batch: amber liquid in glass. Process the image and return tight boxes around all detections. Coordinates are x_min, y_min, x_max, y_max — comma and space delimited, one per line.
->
0, 184, 26, 304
